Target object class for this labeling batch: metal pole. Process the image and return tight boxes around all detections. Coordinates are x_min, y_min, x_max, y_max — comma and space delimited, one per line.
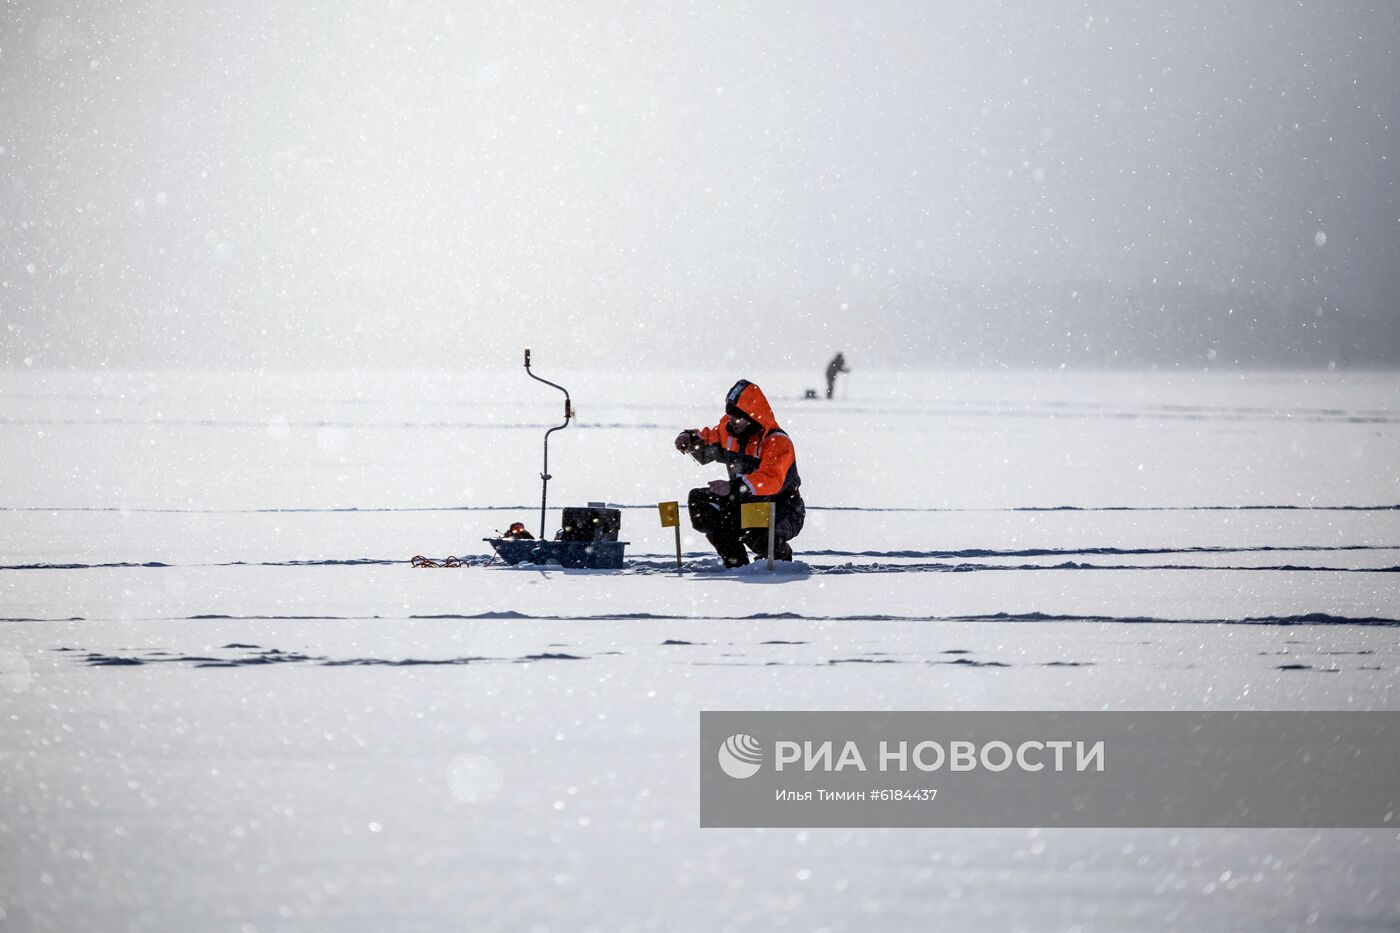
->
766, 502, 775, 571
524, 348, 573, 540
674, 525, 683, 570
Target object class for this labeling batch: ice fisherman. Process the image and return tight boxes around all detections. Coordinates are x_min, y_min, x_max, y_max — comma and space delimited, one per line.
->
825, 352, 850, 399
674, 379, 806, 568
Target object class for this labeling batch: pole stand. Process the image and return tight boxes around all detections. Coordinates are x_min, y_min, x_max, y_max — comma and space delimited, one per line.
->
524, 348, 573, 540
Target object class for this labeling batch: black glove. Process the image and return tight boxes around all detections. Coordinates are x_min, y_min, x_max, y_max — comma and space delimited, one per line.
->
674, 430, 697, 452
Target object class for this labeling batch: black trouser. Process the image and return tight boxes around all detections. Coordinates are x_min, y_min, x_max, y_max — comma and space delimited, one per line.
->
687, 488, 805, 567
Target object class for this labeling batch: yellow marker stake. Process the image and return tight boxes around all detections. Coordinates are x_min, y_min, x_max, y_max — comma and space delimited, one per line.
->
740, 501, 776, 571
658, 501, 682, 568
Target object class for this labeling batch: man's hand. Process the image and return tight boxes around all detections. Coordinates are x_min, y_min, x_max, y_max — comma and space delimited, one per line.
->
674, 430, 695, 452
708, 479, 731, 497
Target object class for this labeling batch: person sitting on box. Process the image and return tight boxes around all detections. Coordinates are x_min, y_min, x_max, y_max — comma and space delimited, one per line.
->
674, 379, 805, 567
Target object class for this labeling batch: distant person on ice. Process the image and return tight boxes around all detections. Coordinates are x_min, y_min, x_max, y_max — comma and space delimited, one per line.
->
825, 352, 849, 399
674, 379, 805, 568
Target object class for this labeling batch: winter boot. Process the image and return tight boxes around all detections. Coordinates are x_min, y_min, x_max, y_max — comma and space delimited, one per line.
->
707, 533, 750, 568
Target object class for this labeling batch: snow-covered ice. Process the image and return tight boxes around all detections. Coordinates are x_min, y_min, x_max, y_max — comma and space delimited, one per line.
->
2, 368, 1398, 931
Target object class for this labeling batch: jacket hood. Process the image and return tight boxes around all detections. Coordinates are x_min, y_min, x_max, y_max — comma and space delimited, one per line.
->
724, 379, 778, 432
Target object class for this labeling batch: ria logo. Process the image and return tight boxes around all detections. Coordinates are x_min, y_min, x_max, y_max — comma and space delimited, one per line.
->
718, 733, 763, 779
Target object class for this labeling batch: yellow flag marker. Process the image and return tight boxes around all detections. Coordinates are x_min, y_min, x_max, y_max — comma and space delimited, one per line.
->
658, 501, 682, 568
740, 501, 777, 571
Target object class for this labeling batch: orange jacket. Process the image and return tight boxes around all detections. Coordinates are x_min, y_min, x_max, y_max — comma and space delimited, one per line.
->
694, 380, 800, 498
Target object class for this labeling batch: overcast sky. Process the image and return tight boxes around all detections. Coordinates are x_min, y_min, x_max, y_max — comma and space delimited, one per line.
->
2, 1, 1396, 369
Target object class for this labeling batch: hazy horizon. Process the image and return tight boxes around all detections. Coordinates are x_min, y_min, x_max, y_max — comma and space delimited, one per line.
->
2, 1, 1397, 370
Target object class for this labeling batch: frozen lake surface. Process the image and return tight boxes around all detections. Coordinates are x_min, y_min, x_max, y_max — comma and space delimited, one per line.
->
2, 368, 1398, 931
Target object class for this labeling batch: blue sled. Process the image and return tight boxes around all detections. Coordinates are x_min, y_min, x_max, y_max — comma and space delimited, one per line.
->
485, 538, 628, 570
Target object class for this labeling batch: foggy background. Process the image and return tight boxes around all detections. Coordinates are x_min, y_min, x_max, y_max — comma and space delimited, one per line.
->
1, 0, 1396, 370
